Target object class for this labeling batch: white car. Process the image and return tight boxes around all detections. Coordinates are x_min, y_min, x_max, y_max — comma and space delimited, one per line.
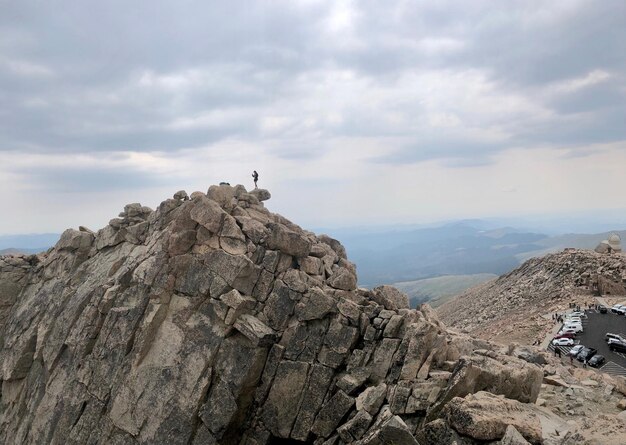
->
552, 338, 575, 346
611, 305, 626, 315
565, 317, 582, 323
606, 333, 625, 343
562, 323, 583, 333
569, 311, 586, 318
568, 345, 584, 356
559, 328, 577, 335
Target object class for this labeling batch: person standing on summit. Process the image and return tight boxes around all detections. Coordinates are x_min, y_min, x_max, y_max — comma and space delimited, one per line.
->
252, 170, 259, 188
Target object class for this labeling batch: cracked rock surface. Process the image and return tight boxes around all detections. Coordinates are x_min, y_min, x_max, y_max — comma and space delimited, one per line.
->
2, 184, 617, 445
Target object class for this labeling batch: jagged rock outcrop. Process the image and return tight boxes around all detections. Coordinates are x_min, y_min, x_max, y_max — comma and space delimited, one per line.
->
438, 250, 626, 344
0, 185, 566, 444
442, 391, 542, 443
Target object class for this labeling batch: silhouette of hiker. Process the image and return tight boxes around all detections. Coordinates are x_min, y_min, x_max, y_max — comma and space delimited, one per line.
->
252, 170, 259, 189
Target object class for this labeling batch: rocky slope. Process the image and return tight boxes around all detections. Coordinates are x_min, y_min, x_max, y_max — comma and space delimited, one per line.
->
1, 185, 625, 445
438, 250, 626, 344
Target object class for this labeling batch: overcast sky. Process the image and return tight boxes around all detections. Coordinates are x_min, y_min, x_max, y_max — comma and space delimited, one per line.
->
1, 0, 625, 235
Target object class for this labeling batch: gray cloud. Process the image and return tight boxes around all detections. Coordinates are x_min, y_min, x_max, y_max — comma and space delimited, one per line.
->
548, 81, 626, 115
16, 164, 181, 193
0, 0, 624, 167
377, 138, 508, 165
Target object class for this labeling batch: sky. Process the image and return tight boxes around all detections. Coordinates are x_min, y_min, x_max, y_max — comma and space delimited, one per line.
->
1, 0, 625, 235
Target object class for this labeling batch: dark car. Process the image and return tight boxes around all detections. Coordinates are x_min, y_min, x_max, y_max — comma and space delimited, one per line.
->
588, 355, 605, 368
598, 305, 608, 314
554, 332, 576, 339
609, 341, 626, 353
576, 347, 597, 362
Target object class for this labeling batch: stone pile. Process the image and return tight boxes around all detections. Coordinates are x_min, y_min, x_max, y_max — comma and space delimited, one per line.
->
0, 184, 601, 444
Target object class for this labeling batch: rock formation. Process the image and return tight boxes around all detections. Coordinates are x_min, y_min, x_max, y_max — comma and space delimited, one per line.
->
595, 233, 623, 254
0, 185, 623, 444
438, 249, 626, 344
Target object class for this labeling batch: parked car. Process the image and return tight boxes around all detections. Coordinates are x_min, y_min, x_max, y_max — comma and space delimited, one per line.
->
611, 305, 626, 315
598, 305, 608, 314
568, 345, 584, 357
569, 311, 586, 318
588, 355, 606, 368
576, 347, 597, 362
552, 338, 575, 346
609, 341, 626, 353
555, 332, 576, 339
606, 333, 626, 344
562, 323, 583, 333
559, 328, 578, 336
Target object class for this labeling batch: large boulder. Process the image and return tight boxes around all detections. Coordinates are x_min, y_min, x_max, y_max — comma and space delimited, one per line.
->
371, 285, 410, 310
328, 267, 357, 291
190, 196, 227, 234
427, 353, 543, 421
266, 223, 312, 258
207, 184, 236, 210
443, 392, 542, 443
499, 425, 531, 445
249, 188, 271, 202
56, 228, 94, 253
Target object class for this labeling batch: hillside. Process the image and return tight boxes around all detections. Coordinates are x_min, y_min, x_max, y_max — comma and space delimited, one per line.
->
2, 185, 626, 444
438, 250, 626, 345
340, 225, 546, 287
393, 273, 498, 308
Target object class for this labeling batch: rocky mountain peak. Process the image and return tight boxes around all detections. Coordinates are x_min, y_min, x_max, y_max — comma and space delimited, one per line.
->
1, 185, 624, 444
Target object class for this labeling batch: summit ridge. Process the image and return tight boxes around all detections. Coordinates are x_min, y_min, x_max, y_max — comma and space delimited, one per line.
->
1, 184, 625, 444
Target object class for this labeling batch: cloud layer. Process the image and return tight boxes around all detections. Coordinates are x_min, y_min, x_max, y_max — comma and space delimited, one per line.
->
1, 0, 625, 233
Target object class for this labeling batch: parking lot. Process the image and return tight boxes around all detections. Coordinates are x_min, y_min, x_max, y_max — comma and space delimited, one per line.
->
547, 309, 626, 377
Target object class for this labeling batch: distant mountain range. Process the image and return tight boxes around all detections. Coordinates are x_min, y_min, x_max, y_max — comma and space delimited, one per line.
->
332, 223, 538, 286
320, 222, 626, 305
0, 247, 49, 255
0, 233, 60, 255
2, 225, 625, 306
